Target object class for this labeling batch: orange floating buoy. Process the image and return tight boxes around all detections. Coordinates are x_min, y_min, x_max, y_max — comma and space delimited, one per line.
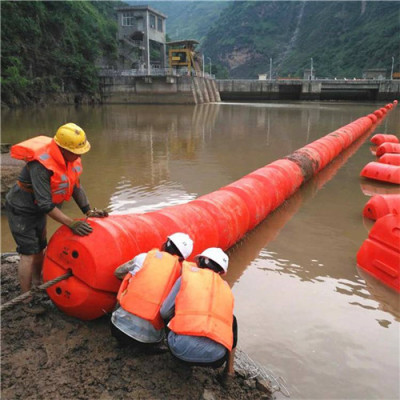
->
361, 162, 400, 184
357, 213, 400, 292
363, 194, 400, 220
374, 110, 383, 119
370, 134, 399, 146
379, 153, 400, 166
376, 143, 400, 157
394, 100, 398, 106
367, 114, 378, 124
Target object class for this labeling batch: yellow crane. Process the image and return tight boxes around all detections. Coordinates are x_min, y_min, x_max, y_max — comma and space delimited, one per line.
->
167, 40, 201, 75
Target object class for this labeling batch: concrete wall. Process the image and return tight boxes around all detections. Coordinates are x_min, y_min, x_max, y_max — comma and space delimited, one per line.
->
100, 76, 220, 105
217, 79, 400, 101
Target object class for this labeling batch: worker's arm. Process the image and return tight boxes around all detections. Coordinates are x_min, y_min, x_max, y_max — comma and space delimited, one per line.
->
47, 205, 92, 235
28, 161, 57, 214
47, 206, 74, 226
73, 184, 108, 218
72, 184, 90, 214
29, 162, 92, 235
160, 277, 181, 323
114, 253, 147, 280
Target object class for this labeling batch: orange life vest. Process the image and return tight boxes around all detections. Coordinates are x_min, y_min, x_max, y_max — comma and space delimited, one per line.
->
117, 249, 182, 330
168, 264, 234, 350
11, 136, 83, 204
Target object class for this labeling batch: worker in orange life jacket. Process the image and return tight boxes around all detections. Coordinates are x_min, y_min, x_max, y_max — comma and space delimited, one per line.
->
5, 123, 108, 314
111, 232, 194, 347
160, 247, 237, 381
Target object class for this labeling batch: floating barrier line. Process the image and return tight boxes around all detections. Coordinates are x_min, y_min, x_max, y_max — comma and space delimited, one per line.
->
42, 102, 396, 320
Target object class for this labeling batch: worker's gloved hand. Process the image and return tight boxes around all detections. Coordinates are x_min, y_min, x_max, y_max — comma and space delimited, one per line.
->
69, 220, 93, 236
86, 207, 109, 218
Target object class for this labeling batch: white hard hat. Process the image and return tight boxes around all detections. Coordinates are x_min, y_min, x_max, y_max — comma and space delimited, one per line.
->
195, 247, 229, 274
168, 232, 194, 259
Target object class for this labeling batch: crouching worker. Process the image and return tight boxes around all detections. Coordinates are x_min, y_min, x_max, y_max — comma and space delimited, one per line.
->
111, 233, 194, 348
160, 248, 237, 380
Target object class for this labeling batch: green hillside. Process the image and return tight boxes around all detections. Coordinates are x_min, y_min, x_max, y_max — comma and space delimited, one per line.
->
202, 1, 400, 78
1, 0, 120, 105
2, 0, 398, 106
128, 0, 229, 43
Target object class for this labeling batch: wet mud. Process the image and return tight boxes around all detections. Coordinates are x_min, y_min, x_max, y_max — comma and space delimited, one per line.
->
1, 258, 269, 400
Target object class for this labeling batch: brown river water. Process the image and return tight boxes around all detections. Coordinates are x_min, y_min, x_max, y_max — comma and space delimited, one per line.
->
1, 102, 399, 399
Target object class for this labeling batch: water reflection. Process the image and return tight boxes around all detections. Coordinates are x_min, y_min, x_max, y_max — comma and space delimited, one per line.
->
360, 181, 400, 196
357, 268, 400, 322
110, 181, 196, 214
225, 129, 372, 286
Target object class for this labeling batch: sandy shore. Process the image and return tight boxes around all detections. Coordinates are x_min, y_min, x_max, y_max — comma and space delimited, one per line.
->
1, 255, 272, 400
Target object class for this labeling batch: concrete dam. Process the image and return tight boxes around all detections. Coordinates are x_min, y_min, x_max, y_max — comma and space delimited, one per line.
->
217, 79, 400, 101
99, 75, 399, 104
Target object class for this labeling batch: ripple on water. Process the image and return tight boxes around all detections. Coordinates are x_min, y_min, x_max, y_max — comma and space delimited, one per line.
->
109, 180, 197, 214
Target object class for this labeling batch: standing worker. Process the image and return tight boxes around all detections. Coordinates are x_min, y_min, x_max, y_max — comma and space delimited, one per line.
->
111, 233, 194, 348
160, 247, 237, 383
5, 123, 108, 313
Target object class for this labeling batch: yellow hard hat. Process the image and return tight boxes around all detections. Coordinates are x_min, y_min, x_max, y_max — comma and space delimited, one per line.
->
54, 123, 91, 154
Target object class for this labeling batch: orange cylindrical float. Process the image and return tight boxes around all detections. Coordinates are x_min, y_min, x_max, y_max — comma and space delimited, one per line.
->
43, 105, 393, 320
379, 153, 400, 166
357, 214, 400, 292
376, 142, 400, 157
363, 194, 400, 220
371, 134, 399, 146
360, 162, 400, 184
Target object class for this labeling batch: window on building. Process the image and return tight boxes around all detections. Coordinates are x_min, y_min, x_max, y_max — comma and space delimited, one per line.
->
150, 14, 156, 29
122, 12, 135, 26
137, 17, 144, 31
157, 17, 163, 32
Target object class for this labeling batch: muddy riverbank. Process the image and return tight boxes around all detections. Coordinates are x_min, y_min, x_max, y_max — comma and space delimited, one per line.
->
1, 256, 271, 400
1, 150, 24, 209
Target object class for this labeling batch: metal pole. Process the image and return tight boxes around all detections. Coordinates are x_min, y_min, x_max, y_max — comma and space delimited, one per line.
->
391, 56, 394, 80
310, 58, 313, 80
269, 58, 272, 81
202, 54, 205, 77
146, 12, 150, 75
207, 57, 212, 76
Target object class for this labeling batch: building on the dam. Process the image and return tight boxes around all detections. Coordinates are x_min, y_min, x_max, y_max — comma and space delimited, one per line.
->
115, 5, 167, 74
99, 5, 219, 105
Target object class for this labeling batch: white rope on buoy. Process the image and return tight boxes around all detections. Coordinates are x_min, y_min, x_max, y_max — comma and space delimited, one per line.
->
0, 270, 72, 312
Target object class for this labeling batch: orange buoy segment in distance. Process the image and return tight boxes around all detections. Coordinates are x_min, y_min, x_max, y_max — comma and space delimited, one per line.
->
376, 143, 400, 157
357, 213, 400, 292
370, 134, 399, 146
363, 194, 400, 220
360, 162, 400, 184
379, 153, 400, 166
